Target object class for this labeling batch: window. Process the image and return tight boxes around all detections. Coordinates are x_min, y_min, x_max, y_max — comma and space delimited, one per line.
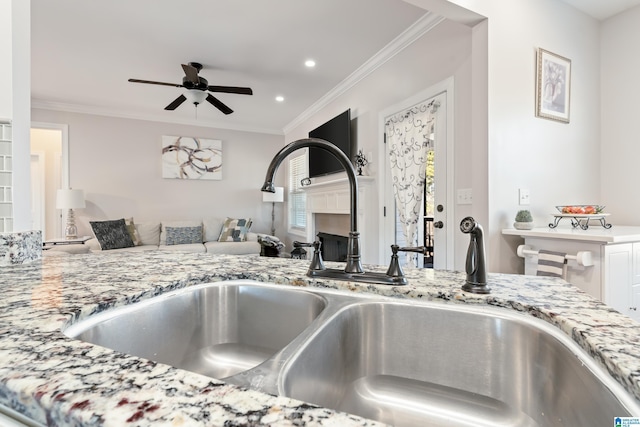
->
288, 154, 307, 231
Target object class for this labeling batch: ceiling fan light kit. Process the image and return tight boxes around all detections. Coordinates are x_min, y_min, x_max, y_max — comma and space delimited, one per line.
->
185, 90, 207, 106
128, 62, 253, 115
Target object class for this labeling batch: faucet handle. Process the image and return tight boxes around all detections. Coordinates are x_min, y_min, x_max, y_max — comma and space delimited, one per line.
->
293, 241, 315, 248
386, 245, 427, 278
294, 241, 325, 271
386, 245, 404, 278
395, 245, 427, 254
308, 240, 326, 271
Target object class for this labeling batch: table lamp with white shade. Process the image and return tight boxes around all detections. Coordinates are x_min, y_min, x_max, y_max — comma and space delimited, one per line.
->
262, 186, 284, 236
56, 189, 85, 239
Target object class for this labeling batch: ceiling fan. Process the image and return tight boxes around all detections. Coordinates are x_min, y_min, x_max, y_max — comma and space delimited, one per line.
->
128, 62, 253, 115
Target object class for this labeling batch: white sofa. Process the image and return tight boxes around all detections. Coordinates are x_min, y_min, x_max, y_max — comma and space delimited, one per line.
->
85, 217, 273, 256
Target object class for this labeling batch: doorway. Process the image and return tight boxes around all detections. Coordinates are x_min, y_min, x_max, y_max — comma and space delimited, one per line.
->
379, 78, 454, 270
30, 152, 45, 234
30, 123, 68, 240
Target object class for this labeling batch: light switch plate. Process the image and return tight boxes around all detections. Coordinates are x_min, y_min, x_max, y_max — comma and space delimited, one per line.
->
457, 188, 472, 205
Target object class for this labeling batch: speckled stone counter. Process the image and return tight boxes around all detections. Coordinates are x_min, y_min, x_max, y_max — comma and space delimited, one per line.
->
0, 230, 42, 266
1, 251, 640, 426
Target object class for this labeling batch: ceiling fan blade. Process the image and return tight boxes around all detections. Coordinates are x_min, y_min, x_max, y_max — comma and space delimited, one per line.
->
206, 94, 233, 115
181, 63, 200, 84
207, 85, 253, 95
129, 78, 183, 88
164, 94, 187, 110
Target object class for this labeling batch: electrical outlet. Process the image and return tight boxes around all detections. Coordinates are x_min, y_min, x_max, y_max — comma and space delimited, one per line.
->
457, 188, 473, 205
519, 188, 530, 205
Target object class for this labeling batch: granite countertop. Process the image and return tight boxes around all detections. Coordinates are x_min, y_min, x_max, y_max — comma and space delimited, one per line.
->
1, 251, 640, 426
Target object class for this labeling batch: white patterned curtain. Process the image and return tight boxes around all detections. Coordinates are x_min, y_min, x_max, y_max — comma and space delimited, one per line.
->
385, 101, 438, 264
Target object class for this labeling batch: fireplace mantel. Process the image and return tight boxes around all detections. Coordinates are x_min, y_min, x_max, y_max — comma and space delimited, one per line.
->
303, 176, 374, 191
302, 176, 376, 263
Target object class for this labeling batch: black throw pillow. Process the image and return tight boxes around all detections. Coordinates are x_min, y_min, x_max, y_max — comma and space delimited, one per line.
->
90, 219, 135, 250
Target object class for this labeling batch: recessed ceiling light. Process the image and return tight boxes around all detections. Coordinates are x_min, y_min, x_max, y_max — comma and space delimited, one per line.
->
305, 59, 316, 68
275, 96, 284, 102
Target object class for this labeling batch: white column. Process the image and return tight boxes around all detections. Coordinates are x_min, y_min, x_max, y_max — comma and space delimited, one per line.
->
0, 0, 31, 232
10, 0, 31, 231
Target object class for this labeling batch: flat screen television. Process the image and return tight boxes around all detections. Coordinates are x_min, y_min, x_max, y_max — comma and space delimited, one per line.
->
308, 109, 352, 178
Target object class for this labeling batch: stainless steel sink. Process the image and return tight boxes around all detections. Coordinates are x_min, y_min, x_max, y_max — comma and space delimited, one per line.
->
65, 280, 640, 426
280, 301, 640, 426
64, 282, 326, 379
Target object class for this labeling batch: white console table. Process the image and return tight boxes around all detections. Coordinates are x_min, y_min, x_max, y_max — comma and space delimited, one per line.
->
503, 226, 640, 322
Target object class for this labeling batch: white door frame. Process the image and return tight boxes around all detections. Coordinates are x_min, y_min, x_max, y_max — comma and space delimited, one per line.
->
31, 122, 69, 187
378, 77, 455, 269
31, 122, 69, 237
30, 151, 46, 235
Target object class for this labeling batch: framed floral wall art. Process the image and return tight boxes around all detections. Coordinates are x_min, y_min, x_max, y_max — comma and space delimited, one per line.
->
161, 135, 222, 180
536, 48, 571, 123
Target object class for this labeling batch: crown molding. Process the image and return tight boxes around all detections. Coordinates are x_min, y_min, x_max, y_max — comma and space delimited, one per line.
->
282, 11, 445, 135
30, 99, 285, 136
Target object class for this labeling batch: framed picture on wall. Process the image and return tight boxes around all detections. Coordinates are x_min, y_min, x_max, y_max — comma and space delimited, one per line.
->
161, 135, 222, 180
536, 48, 571, 123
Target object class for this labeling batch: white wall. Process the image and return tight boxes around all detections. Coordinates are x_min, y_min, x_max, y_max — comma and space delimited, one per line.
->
31, 109, 286, 237
284, 19, 473, 267
0, 0, 11, 119
488, 1, 601, 274
601, 5, 640, 225
408, 0, 602, 273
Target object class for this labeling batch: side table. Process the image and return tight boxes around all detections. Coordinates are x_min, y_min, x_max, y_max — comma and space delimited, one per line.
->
43, 236, 92, 254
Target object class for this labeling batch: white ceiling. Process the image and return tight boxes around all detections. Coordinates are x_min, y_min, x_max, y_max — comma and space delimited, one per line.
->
31, 1, 640, 136
557, 0, 640, 20
31, 0, 429, 135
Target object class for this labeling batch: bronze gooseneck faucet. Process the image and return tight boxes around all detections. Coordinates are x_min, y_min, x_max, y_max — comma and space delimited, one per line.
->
262, 138, 364, 275
262, 138, 415, 285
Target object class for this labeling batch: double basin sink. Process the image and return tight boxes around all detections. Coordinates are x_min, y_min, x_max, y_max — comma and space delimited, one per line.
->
64, 280, 640, 426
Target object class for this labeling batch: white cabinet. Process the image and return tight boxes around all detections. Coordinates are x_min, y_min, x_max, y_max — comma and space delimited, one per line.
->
602, 242, 640, 322
632, 284, 640, 319
603, 243, 634, 319
631, 243, 640, 321
504, 227, 640, 323
633, 242, 640, 284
